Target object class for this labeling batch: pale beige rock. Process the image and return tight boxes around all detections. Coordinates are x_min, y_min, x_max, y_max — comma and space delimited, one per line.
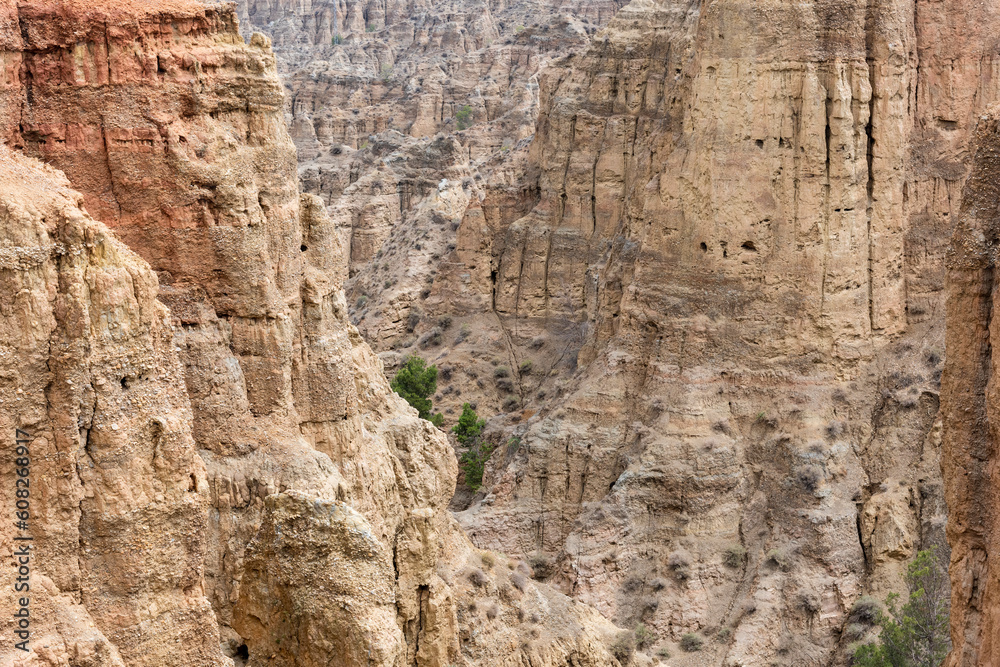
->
0, 146, 226, 667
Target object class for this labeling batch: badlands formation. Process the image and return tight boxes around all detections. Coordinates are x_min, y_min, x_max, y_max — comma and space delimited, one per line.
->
0, 1, 998, 667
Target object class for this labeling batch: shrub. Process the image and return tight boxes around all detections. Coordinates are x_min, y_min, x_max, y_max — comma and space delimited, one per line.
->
528, 553, 551, 579
452, 404, 486, 445
486, 603, 499, 620
503, 396, 520, 412
668, 551, 691, 581
481, 552, 496, 569
610, 632, 635, 664
332, 34, 342, 45
438, 316, 453, 329
511, 572, 527, 591
379, 64, 394, 81
519, 360, 533, 375
849, 596, 881, 626
355, 295, 368, 308
406, 310, 421, 332
634, 624, 653, 649
366, 24, 376, 32
456, 105, 474, 130
468, 568, 488, 588
494, 366, 510, 378
679, 633, 704, 652
852, 548, 951, 666
797, 464, 824, 492
656, 646, 671, 659
391, 356, 443, 426
723, 545, 746, 569
766, 549, 790, 571
716, 627, 731, 643
419, 328, 443, 348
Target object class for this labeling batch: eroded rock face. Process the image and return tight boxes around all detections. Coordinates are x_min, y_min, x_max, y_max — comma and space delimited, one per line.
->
943, 104, 1000, 667
0, 2, 621, 666
248, 0, 1000, 663
0, 146, 226, 667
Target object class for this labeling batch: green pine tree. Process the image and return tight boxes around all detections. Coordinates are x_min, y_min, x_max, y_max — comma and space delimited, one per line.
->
391, 356, 443, 427
852, 547, 951, 667
452, 403, 486, 445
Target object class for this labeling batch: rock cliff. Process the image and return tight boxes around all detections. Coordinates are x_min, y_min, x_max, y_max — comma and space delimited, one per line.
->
244, 0, 1000, 663
0, 1, 618, 666
943, 104, 1000, 667
447, 0, 1000, 662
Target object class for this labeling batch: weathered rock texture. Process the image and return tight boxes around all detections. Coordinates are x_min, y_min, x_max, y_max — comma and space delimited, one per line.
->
442, 0, 1000, 662
246, 0, 1000, 664
0, 1, 622, 666
943, 105, 1000, 667
0, 145, 226, 666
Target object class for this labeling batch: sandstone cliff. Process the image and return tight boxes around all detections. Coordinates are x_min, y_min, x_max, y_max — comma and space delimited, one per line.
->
0, 1, 619, 666
943, 104, 1000, 667
248, 0, 1000, 663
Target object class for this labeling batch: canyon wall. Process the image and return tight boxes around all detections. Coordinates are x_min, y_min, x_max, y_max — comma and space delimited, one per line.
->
943, 104, 1000, 667
447, 0, 1000, 662
0, 1, 619, 666
243, 0, 1000, 663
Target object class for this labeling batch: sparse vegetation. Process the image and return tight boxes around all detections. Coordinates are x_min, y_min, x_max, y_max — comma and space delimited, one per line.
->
380, 64, 394, 81
391, 356, 444, 427
723, 544, 746, 569
332, 34, 342, 45
366, 24, 376, 32
468, 568, 489, 588
519, 360, 533, 375
610, 632, 636, 664
851, 548, 951, 667
656, 646, 671, 659
634, 624, 653, 649
456, 105, 474, 130
680, 633, 704, 652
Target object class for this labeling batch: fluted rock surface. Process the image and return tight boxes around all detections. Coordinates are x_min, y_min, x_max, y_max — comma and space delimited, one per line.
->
441, 0, 1000, 662
272, 0, 999, 663
943, 104, 1000, 667
0, 146, 226, 666
0, 1, 623, 666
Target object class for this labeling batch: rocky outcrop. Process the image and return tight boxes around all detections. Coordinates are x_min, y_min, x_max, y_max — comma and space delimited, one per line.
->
943, 104, 1000, 667
0, 1, 622, 666
248, 0, 998, 663
0, 145, 226, 667
439, 0, 1000, 661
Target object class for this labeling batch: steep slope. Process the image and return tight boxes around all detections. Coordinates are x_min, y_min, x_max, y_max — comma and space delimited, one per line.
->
0, 1, 621, 666
943, 104, 1000, 667
0, 146, 226, 667
430, 0, 997, 663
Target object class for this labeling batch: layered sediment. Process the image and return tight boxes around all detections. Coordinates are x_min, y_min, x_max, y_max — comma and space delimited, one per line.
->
0, 2, 619, 666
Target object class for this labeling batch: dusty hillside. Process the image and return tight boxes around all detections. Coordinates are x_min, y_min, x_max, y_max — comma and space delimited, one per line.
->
241, 0, 1000, 664
0, 1, 621, 666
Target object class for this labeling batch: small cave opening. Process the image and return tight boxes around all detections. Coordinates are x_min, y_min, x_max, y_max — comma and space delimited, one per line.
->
699, 242, 708, 252
120, 377, 129, 390
741, 241, 757, 251
300, 245, 308, 252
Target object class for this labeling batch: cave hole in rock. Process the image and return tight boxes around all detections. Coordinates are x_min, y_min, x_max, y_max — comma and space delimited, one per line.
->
699, 242, 708, 252
120, 377, 129, 390
300, 245, 308, 252
742, 241, 757, 251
